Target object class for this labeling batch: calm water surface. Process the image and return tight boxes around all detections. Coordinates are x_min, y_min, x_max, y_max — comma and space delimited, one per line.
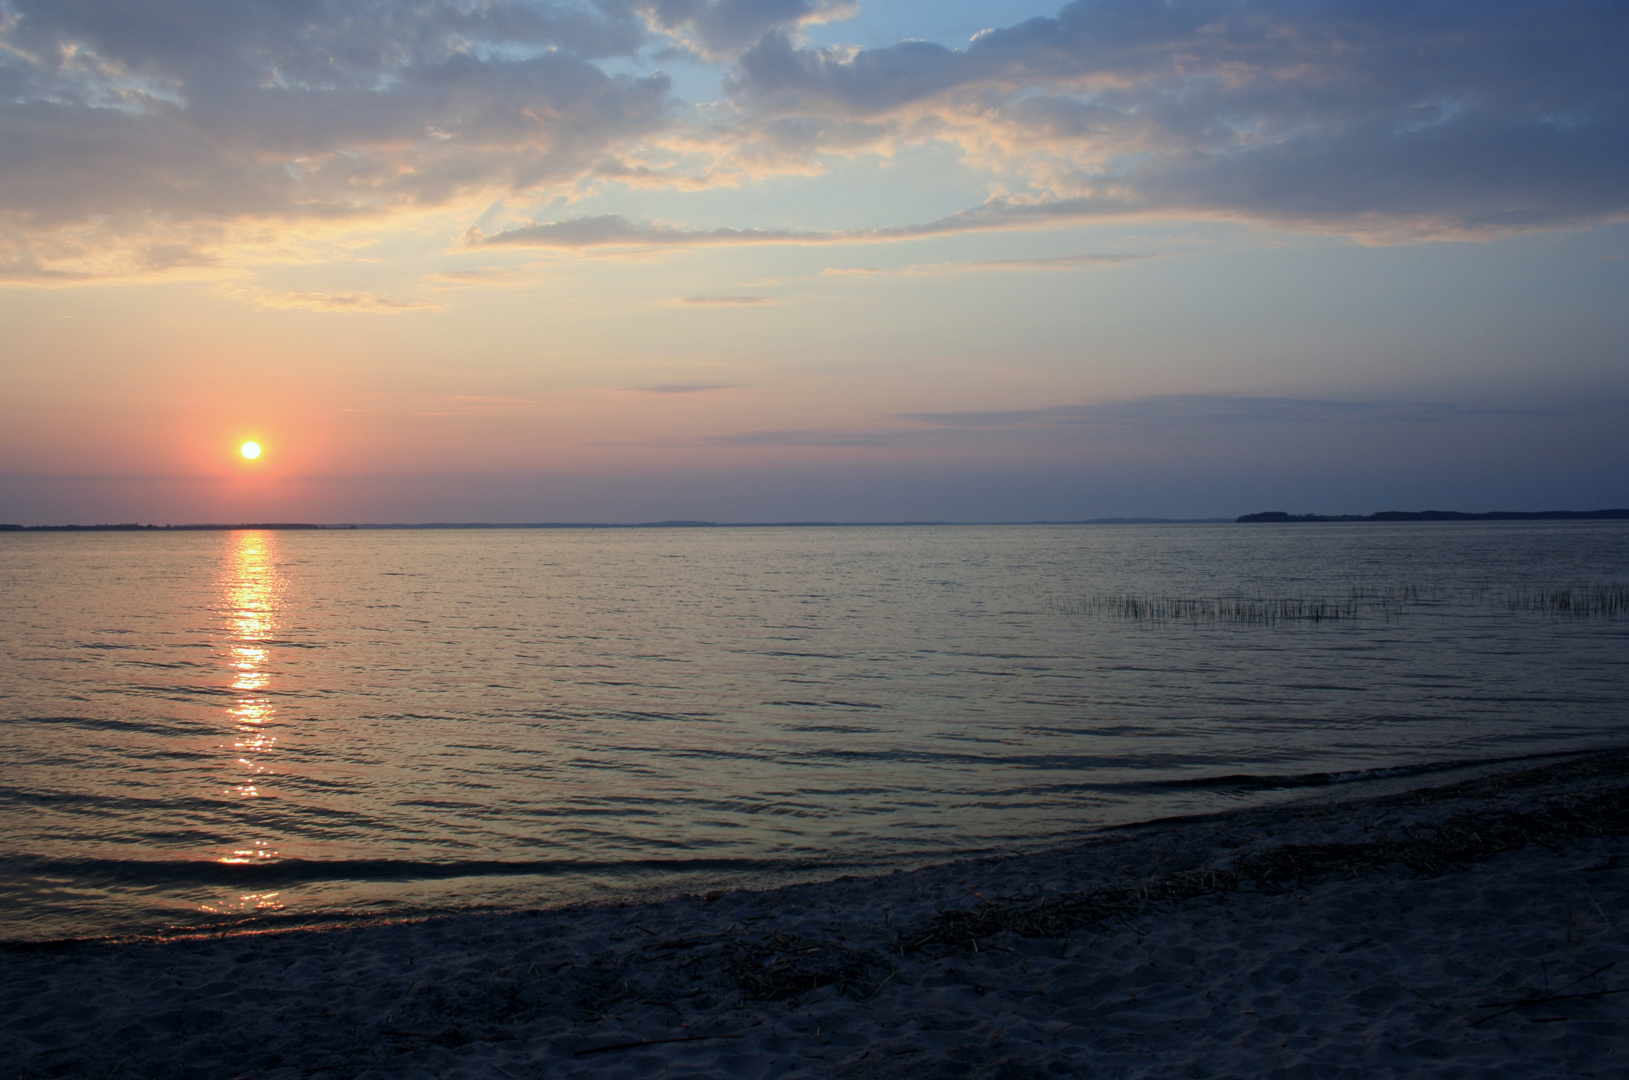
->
2, 523, 1626, 940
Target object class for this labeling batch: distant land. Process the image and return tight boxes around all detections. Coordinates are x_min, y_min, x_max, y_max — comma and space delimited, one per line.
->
1036, 518, 1235, 525
1238, 509, 1629, 523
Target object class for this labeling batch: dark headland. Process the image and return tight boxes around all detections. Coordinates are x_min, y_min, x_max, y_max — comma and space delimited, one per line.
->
1238, 509, 1629, 523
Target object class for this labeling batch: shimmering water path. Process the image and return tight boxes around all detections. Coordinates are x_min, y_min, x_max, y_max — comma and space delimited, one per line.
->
2, 523, 1626, 940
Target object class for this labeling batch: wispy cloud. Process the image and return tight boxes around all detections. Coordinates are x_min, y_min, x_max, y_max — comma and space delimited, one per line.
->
954, 253, 1156, 272
639, 0, 858, 60
461, 200, 1154, 251
602, 427, 906, 448
407, 393, 558, 415
822, 252, 1158, 276
237, 290, 441, 314
675, 294, 777, 305
894, 395, 1554, 429
616, 384, 738, 395
705, 429, 905, 447
425, 266, 552, 288
606, 392, 1557, 451
464, 216, 828, 250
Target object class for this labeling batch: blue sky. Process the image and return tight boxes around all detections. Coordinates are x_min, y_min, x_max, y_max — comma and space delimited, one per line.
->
1, 1, 1626, 523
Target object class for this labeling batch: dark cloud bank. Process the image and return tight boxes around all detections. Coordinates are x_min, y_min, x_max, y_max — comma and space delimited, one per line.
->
503, 0, 1629, 246
3, 0, 1627, 277
736, 0, 1629, 234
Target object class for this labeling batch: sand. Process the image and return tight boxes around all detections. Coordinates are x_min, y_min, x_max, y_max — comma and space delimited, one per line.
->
5, 754, 1629, 1079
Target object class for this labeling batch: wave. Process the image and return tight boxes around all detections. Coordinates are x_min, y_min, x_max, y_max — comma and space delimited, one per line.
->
1134, 748, 1594, 793
7, 715, 210, 738
0, 854, 853, 888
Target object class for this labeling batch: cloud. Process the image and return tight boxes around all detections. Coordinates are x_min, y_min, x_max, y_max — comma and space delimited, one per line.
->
0, 0, 670, 279
618, 383, 737, 393
613, 427, 904, 448
707, 428, 901, 447
636, 0, 857, 59
238, 289, 441, 314
425, 265, 553, 288
952, 252, 1153, 271
724, 0, 1629, 238
675, 294, 775, 305
894, 395, 1551, 429
602, 394, 1543, 453
465, 214, 822, 248
4, 0, 1626, 285
821, 251, 1157, 276
462, 200, 1161, 250
0, 219, 234, 284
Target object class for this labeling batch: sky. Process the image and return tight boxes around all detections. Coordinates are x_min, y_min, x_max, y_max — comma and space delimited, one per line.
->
1, 0, 1626, 524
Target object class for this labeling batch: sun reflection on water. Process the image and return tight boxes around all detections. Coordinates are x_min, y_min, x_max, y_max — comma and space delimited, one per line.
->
212, 531, 285, 912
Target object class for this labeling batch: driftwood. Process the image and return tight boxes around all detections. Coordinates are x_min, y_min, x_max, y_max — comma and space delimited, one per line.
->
574, 1031, 747, 1056
1471, 963, 1623, 1026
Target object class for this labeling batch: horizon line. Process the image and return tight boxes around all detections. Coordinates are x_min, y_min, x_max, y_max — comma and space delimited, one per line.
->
0, 518, 1236, 531
5, 509, 1629, 531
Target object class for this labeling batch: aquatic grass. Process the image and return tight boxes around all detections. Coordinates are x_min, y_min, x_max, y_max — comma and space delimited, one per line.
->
1050, 581, 1629, 625
1503, 583, 1629, 618
1047, 586, 1422, 626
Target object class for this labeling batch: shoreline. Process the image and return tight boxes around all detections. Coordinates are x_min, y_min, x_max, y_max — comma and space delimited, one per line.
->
6, 753, 1629, 1078
4, 744, 1612, 952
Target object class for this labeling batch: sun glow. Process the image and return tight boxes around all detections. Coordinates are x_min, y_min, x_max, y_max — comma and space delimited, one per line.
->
240, 441, 262, 460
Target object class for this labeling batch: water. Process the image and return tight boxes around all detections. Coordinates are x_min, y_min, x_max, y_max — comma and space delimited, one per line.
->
2, 522, 1626, 942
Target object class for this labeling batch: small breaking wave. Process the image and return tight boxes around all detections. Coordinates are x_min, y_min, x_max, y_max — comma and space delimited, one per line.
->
1134, 749, 1592, 793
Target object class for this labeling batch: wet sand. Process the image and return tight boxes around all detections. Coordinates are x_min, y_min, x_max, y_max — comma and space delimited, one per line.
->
6, 753, 1629, 1079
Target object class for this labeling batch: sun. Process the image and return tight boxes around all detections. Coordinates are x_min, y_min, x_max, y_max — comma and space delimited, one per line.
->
240, 441, 262, 460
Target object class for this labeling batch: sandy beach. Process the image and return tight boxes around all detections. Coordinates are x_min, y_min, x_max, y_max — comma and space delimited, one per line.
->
5, 753, 1628, 1079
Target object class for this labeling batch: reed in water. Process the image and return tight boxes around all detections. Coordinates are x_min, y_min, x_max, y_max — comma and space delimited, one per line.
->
1049, 586, 1419, 625
1052, 582, 1627, 625
1503, 583, 1629, 618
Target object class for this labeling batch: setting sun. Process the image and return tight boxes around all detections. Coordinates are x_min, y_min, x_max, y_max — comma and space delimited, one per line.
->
240, 442, 262, 460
